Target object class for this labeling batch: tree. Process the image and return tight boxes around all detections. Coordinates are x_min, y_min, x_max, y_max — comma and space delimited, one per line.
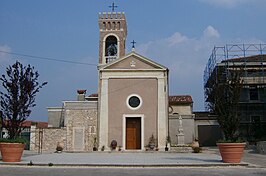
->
0, 61, 47, 139
205, 66, 243, 141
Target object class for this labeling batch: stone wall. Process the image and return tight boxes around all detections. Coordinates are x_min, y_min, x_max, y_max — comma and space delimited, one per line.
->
257, 141, 266, 154
44, 101, 98, 152
65, 108, 97, 151
31, 127, 66, 152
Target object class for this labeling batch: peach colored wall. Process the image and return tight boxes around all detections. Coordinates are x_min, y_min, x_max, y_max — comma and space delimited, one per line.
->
108, 78, 158, 147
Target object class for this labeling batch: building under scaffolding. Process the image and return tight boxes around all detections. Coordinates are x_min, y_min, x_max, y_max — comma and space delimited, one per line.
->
204, 44, 266, 141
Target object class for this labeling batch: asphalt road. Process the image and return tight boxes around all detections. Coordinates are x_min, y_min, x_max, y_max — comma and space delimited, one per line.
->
0, 166, 266, 176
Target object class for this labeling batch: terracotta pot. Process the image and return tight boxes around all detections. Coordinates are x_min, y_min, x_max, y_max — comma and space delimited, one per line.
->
0, 143, 25, 162
77, 90, 86, 94
191, 141, 199, 148
217, 143, 245, 163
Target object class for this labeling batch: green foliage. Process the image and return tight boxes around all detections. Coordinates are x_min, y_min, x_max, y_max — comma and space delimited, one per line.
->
56, 145, 63, 152
27, 160, 34, 166
217, 139, 245, 143
0, 137, 27, 144
0, 61, 47, 139
192, 147, 202, 153
166, 136, 171, 143
205, 66, 243, 142
149, 134, 156, 144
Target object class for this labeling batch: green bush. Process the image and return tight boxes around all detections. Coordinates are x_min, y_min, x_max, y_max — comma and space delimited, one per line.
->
0, 137, 27, 144
217, 139, 245, 143
192, 147, 202, 153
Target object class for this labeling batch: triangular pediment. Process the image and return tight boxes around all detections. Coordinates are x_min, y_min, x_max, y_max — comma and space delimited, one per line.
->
100, 52, 167, 70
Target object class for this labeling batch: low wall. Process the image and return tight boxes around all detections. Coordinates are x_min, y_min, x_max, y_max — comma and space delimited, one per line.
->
31, 127, 67, 152
169, 115, 195, 144
257, 141, 266, 154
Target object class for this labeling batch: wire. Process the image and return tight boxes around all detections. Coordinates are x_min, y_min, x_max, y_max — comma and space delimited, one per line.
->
0, 50, 97, 66
0, 50, 168, 97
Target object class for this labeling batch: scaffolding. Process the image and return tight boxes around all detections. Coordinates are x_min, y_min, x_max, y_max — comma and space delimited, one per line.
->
204, 44, 266, 141
204, 44, 266, 86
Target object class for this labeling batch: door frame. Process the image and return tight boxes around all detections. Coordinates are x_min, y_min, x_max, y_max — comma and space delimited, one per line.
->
122, 114, 144, 150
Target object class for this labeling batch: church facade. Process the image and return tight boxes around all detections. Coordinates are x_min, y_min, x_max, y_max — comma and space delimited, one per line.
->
41, 11, 195, 152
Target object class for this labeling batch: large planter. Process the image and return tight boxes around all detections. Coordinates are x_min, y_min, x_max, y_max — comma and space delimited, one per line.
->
217, 143, 246, 163
0, 143, 25, 162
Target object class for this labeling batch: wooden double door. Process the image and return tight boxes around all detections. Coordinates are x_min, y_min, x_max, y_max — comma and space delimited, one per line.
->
126, 117, 141, 150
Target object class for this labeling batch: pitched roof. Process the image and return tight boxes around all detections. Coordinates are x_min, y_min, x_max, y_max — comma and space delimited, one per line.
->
169, 95, 193, 105
100, 51, 168, 70
88, 93, 98, 97
222, 54, 266, 63
22, 121, 48, 128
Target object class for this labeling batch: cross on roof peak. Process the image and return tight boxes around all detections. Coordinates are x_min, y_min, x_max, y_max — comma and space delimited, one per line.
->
131, 40, 136, 49
109, 2, 118, 12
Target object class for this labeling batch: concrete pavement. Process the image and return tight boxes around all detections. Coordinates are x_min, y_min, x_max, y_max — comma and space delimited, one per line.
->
0, 147, 265, 167
0, 148, 266, 167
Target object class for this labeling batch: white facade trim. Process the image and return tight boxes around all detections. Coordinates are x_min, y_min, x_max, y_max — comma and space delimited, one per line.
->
157, 78, 168, 150
126, 94, 143, 110
98, 78, 109, 149
101, 71, 166, 79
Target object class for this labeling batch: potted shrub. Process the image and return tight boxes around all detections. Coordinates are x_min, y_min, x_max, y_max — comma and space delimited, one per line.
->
110, 140, 117, 151
205, 67, 245, 163
148, 134, 156, 150
92, 137, 98, 151
191, 138, 199, 149
165, 136, 171, 151
56, 142, 64, 153
0, 61, 47, 162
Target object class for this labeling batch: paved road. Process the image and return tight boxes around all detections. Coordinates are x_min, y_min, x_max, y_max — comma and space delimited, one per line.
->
207, 147, 266, 168
242, 149, 266, 168
0, 166, 266, 176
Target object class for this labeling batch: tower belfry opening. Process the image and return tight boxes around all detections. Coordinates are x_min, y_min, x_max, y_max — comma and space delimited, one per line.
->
98, 11, 127, 65
105, 35, 117, 63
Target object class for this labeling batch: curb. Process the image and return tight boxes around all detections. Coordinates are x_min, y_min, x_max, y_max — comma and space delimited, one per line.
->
0, 163, 250, 168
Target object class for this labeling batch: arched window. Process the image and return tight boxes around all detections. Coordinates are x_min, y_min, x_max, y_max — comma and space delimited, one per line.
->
117, 22, 121, 30
103, 22, 106, 30
112, 22, 116, 30
105, 36, 117, 57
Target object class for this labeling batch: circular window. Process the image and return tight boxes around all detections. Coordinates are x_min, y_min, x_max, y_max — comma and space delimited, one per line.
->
127, 94, 142, 110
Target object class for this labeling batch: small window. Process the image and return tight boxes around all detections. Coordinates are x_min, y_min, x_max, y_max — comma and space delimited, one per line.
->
127, 94, 142, 110
251, 116, 261, 123
129, 96, 140, 108
103, 22, 106, 30
249, 87, 258, 101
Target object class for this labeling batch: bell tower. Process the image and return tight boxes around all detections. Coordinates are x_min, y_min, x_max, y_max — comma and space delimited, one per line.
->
98, 12, 127, 66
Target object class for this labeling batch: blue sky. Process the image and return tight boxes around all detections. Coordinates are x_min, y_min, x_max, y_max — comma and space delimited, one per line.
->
1, 0, 266, 121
